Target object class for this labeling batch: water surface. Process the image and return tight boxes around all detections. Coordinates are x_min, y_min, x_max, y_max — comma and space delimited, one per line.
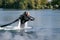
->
0, 9, 60, 40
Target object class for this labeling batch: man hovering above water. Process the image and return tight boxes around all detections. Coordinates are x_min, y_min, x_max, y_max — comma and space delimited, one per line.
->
0, 11, 35, 29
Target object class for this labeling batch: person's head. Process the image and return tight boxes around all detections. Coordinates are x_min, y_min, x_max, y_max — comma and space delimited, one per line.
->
24, 11, 30, 16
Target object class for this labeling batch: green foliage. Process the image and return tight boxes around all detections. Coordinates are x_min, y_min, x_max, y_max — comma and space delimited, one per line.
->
6, 0, 15, 4
0, 0, 59, 9
51, 0, 60, 9
35, 0, 41, 9
0, 0, 2, 7
19, 0, 28, 9
27, 0, 35, 9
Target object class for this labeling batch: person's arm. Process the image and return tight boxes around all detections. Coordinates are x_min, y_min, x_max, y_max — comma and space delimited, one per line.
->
29, 16, 35, 21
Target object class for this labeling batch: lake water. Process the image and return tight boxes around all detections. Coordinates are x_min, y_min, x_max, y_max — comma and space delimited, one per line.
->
0, 9, 60, 40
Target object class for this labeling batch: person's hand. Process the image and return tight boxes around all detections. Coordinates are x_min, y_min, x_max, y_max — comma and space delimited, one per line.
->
29, 16, 35, 21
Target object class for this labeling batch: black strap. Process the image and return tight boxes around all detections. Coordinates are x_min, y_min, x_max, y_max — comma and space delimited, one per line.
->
0, 18, 20, 27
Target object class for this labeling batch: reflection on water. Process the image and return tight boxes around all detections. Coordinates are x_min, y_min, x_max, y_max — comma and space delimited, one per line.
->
0, 30, 37, 40
0, 9, 60, 40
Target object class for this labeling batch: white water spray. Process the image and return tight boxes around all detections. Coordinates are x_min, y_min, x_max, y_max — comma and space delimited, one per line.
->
0, 19, 32, 32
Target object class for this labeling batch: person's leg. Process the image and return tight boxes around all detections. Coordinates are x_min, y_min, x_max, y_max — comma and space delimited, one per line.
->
20, 23, 25, 32
24, 22, 28, 32
20, 24, 25, 36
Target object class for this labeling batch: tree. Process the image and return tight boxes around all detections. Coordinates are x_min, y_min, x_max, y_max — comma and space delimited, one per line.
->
0, 0, 2, 7
27, 0, 35, 9
2, 0, 15, 8
1, 0, 50, 9
51, 0, 60, 9
34, 0, 48, 9
35, 0, 41, 9
19, 0, 28, 9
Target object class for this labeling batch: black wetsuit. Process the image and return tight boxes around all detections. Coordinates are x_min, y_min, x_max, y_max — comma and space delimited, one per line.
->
0, 13, 35, 27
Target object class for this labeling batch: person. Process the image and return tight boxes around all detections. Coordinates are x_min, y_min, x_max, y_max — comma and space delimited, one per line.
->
0, 11, 35, 27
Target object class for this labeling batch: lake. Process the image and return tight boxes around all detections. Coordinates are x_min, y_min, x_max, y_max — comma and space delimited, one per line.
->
0, 9, 60, 40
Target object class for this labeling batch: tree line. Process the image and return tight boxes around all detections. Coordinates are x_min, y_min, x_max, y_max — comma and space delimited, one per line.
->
0, 0, 60, 9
